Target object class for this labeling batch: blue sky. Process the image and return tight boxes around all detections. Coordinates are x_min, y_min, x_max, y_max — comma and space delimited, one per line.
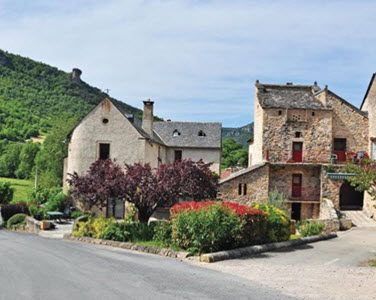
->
1, 0, 376, 127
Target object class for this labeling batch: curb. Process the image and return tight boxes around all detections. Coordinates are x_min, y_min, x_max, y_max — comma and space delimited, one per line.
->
64, 235, 192, 259
200, 232, 338, 263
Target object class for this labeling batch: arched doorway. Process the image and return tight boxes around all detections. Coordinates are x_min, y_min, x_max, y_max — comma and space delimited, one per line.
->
339, 182, 364, 210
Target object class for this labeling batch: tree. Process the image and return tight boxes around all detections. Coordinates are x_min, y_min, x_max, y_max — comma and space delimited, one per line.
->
346, 159, 376, 199
0, 181, 14, 205
124, 159, 219, 222
0, 143, 23, 178
68, 159, 128, 212
15, 142, 40, 179
221, 138, 248, 168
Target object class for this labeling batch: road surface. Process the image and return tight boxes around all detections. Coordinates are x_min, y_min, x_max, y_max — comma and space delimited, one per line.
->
0, 230, 295, 300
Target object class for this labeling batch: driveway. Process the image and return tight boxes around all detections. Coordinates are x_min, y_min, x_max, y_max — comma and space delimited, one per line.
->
0, 230, 294, 300
195, 227, 376, 300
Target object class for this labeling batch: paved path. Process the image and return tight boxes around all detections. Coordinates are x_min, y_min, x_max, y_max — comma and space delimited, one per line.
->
0, 230, 295, 300
196, 227, 376, 300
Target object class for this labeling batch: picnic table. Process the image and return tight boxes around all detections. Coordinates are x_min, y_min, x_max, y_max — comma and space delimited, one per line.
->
46, 211, 65, 223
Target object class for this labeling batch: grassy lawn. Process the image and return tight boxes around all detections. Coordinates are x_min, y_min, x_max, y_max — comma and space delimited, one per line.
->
0, 177, 34, 203
135, 240, 185, 252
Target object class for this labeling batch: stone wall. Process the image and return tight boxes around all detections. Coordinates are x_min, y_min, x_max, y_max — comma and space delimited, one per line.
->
219, 164, 269, 205
251, 89, 264, 165
262, 108, 332, 163
320, 166, 344, 209
326, 91, 368, 154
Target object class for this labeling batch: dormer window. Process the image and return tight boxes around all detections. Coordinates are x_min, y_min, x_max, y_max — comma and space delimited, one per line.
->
172, 130, 181, 137
198, 130, 206, 137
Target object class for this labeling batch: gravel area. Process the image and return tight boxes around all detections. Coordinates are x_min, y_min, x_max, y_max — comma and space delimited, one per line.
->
192, 227, 376, 300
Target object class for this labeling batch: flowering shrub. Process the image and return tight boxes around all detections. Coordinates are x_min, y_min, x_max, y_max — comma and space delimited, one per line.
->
153, 221, 172, 246
170, 201, 267, 253
252, 203, 291, 243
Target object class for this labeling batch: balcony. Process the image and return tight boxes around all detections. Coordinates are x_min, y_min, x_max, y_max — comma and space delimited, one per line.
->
272, 186, 321, 202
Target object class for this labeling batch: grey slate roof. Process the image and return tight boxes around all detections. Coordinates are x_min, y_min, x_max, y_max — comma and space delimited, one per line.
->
257, 83, 328, 110
219, 163, 267, 184
153, 121, 222, 149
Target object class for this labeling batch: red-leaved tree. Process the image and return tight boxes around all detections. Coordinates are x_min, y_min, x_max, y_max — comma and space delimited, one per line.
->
68, 159, 128, 212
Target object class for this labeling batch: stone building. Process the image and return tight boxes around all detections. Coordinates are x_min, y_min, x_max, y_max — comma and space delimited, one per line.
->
64, 98, 221, 217
220, 81, 371, 220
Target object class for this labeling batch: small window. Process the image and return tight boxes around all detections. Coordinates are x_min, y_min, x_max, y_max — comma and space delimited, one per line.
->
295, 132, 302, 138
243, 184, 247, 196
99, 143, 110, 160
102, 118, 109, 124
334, 138, 346, 151
173, 130, 181, 137
198, 130, 206, 137
238, 184, 242, 195
174, 150, 182, 162
278, 110, 282, 116
312, 112, 315, 117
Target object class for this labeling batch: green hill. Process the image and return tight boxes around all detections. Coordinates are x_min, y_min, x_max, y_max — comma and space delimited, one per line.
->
0, 49, 144, 141
222, 123, 253, 148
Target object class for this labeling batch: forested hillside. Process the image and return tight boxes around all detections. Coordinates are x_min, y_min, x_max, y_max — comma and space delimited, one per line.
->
222, 123, 253, 148
0, 49, 143, 141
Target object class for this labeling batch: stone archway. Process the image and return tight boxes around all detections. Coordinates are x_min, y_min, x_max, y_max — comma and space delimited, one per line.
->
339, 182, 364, 210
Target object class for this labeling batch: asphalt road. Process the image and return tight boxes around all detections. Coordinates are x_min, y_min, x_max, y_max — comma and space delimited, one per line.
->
0, 231, 296, 300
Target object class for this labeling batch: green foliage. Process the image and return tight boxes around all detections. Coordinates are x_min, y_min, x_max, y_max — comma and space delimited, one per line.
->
153, 221, 173, 246
1, 202, 29, 222
297, 220, 325, 237
346, 160, 376, 199
71, 210, 88, 219
27, 187, 61, 205
15, 142, 40, 179
221, 123, 253, 148
100, 223, 131, 242
0, 181, 14, 205
43, 193, 67, 213
266, 190, 288, 212
28, 205, 45, 220
0, 143, 23, 177
252, 203, 291, 243
6, 213, 26, 229
171, 203, 243, 253
221, 138, 248, 168
0, 177, 33, 204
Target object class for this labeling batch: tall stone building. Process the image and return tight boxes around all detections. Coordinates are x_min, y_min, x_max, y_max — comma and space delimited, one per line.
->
220, 81, 372, 220
64, 98, 221, 217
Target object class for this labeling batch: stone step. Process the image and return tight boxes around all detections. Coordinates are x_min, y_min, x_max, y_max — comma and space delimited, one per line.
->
341, 210, 376, 227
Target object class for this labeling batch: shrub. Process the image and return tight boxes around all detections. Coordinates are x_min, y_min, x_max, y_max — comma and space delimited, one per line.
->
71, 210, 88, 219
297, 220, 326, 237
91, 217, 116, 238
44, 193, 67, 213
0, 181, 14, 205
153, 221, 172, 246
171, 202, 255, 253
27, 187, 62, 205
28, 205, 45, 220
266, 190, 288, 212
7, 213, 26, 229
100, 223, 131, 242
252, 203, 291, 243
73, 218, 95, 237
1, 203, 29, 222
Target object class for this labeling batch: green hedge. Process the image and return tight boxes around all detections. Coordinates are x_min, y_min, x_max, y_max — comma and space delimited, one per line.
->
7, 213, 26, 229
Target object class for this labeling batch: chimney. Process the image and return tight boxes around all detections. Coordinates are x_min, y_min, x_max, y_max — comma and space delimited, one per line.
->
142, 99, 154, 136
71, 68, 82, 82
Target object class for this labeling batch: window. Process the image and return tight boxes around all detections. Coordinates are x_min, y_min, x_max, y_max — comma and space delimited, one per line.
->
243, 184, 247, 195
238, 184, 242, 195
172, 130, 181, 137
295, 132, 302, 138
312, 112, 315, 117
278, 110, 282, 116
99, 143, 110, 160
198, 130, 206, 137
102, 118, 109, 124
174, 150, 182, 162
334, 138, 347, 161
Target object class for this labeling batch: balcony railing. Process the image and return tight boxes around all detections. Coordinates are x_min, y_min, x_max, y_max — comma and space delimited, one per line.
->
272, 186, 321, 202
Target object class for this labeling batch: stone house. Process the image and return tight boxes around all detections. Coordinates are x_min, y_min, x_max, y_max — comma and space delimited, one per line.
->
219, 81, 372, 220
63, 98, 221, 217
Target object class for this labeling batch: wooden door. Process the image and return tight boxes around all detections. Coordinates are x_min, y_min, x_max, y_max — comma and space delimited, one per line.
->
292, 174, 302, 198
292, 142, 303, 162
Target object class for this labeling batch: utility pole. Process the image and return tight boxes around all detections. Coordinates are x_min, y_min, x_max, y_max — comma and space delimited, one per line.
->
35, 168, 38, 191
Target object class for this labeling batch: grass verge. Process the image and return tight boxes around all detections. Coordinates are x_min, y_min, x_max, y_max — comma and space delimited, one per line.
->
0, 177, 34, 203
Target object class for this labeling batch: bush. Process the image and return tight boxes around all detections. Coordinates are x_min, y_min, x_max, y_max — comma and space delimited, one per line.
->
153, 221, 172, 246
0, 181, 14, 205
266, 190, 288, 212
252, 203, 291, 243
297, 220, 326, 237
92, 217, 116, 238
1, 203, 29, 222
71, 210, 88, 219
170, 201, 266, 253
28, 205, 45, 220
100, 223, 131, 242
7, 213, 26, 229
27, 187, 62, 205
44, 193, 67, 213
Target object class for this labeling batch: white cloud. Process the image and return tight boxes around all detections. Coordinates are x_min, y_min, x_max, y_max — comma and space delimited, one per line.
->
0, 0, 376, 126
